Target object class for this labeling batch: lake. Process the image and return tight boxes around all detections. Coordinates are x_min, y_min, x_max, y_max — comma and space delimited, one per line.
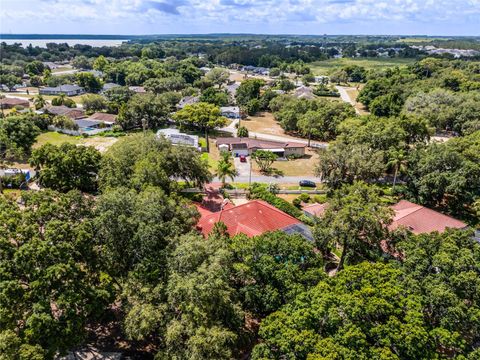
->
0, 39, 126, 48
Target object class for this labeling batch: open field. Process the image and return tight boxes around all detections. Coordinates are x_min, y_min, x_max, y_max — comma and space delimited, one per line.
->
34, 131, 119, 152
242, 112, 285, 136
309, 57, 416, 75
201, 138, 221, 171
1, 90, 89, 105
251, 148, 319, 177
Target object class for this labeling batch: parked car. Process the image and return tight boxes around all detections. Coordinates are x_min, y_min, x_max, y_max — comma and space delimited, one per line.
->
239, 155, 247, 163
299, 180, 316, 187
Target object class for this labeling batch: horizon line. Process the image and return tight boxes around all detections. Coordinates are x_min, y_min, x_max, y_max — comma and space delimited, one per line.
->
1, 33, 479, 38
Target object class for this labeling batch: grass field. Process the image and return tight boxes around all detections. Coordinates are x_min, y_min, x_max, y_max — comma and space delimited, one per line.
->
34, 132, 82, 148
34, 131, 119, 152
309, 57, 416, 75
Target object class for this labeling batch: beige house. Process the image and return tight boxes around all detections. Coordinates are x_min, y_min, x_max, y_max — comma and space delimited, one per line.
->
216, 137, 306, 157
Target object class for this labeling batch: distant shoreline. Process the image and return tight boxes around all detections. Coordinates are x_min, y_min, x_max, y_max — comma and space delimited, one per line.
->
0, 34, 135, 40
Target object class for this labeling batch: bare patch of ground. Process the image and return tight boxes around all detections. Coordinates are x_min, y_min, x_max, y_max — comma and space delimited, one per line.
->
81, 136, 119, 153
345, 87, 369, 115
242, 112, 286, 136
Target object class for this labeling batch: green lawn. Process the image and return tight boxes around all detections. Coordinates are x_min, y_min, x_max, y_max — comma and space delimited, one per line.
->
34, 132, 82, 148
309, 57, 416, 75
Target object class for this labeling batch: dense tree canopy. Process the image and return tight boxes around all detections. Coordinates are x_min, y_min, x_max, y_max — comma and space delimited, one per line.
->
254, 229, 480, 360
99, 134, 212, 192
30, 143, 101, 193
0, 191, 112, 358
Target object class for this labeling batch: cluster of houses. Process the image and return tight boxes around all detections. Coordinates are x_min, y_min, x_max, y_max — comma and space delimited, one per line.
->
194, 185, 471, 257
40, 106, 117, 135
241, 66, 270, 76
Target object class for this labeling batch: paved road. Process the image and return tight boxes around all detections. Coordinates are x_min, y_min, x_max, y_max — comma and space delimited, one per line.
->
220, 118, 239, 134
213, 174, 321, 184
335, 85, 360, 114
219, 119, 328, 149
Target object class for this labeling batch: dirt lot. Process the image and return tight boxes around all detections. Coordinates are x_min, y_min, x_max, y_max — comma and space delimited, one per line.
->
242, 112, 285, 136
82, 136, 119, 152
34, 131, 119, 153
345, 87, 369, 115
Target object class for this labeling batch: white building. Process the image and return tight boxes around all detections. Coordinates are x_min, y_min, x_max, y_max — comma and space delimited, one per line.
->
156, 128, 200, 149
220, 106, 241, 119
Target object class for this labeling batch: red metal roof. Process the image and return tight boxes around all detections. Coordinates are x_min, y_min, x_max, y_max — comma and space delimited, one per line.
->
196, 200, 302, 238
389, 200, 467, 234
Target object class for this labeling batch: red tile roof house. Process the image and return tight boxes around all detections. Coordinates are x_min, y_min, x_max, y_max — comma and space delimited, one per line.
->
196, 200, 313, 240
303, 199, 467, 234
388, 200, 467, 234
216, 137, 306, 158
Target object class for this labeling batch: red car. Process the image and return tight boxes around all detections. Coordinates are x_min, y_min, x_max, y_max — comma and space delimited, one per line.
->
239, 155, 247, 163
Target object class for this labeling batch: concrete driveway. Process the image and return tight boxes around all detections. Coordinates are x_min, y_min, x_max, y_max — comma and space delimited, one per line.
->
233, 156, 251, 177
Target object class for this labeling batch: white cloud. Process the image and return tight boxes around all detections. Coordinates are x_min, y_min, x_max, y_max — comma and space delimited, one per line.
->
1, 0, 479, 34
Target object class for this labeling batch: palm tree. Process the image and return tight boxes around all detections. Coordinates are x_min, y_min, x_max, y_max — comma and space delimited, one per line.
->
33, 95, 47, 110
387, 149, 407, 191
216, 152, 238, 186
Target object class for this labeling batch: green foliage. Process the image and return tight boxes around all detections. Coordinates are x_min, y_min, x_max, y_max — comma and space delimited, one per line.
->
173, 102, 226, 149
244, 98, 261, 115
0, 191, 112, 358
95, 187, 198, 281
51, 94, 76, 108
254, 262, 434, 360
404, 89, 480, 134
51, 115, 78, 130
92, 55, 109, 71
118, 93, 176, 130
236, 126, 249, 138
0, 116, 40, 162
143, 75, 187, 94
251, 150, 277, 174
235, 79, 265, 106
216, 152, 237, 185
272, 96, 355, 138
230, 232, 324, 317
276, 78, 295, 91
200, 87, 229, 106
315, 141, 385, 188
33, 95, 47, 110
71, 55, 92, 69
81, 93, 106, 113
313, 182, 393, 269
403, 131, 480, 216
30, 143, 101, 192
25, 60, 46, 76
205, 68, 230, 88
99, 134, 212, 192
75, 72, 103, 93
248, 183, 303, 219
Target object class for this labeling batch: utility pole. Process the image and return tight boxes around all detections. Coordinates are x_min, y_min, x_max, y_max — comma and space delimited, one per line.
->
249, 157, 252, 186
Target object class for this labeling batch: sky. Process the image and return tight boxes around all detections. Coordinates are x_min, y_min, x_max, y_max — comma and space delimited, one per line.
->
1, 0, 479, 36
